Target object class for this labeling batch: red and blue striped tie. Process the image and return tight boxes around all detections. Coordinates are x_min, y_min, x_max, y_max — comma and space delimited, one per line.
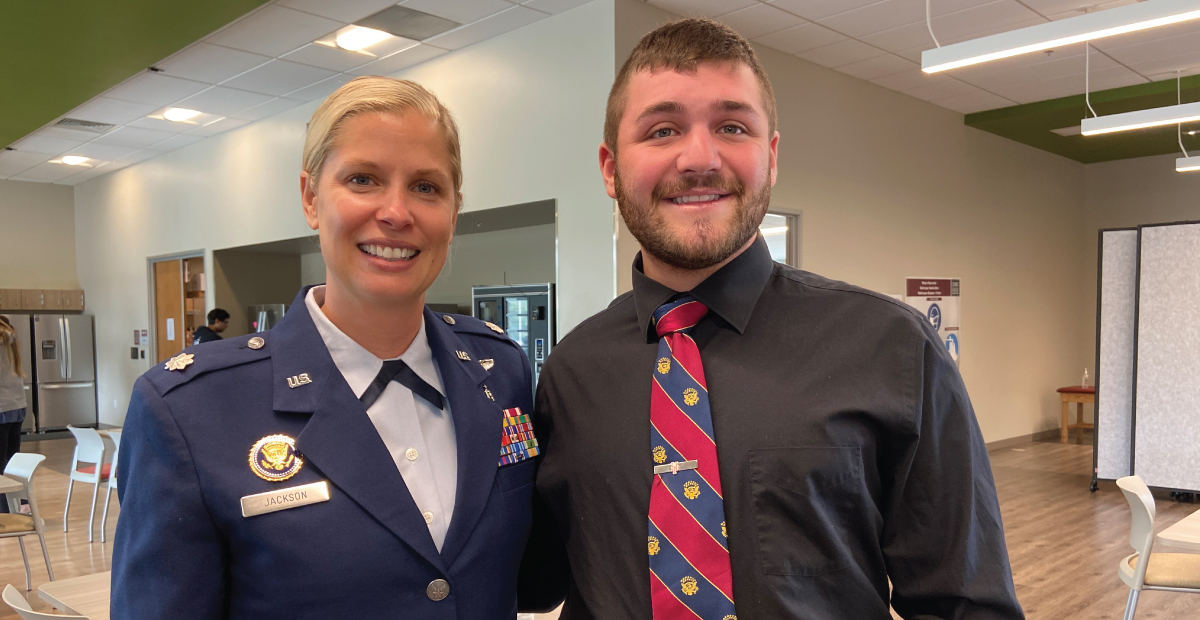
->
648, 296, 737, 620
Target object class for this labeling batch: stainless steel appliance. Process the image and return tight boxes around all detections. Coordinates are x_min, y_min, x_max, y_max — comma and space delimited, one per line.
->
0, 314, 35, 433
248, 304, 287, 333
472, 284, 554, 392
32, 314, 97, 430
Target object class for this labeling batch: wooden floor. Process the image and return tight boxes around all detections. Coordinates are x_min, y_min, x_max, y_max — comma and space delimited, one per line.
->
0, 432, 1196, 618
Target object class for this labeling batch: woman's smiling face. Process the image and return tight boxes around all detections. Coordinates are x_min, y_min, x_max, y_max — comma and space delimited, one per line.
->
302, 110, 459, 308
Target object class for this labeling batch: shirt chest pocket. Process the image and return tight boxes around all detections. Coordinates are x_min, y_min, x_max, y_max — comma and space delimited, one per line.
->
748, 446, 867, 577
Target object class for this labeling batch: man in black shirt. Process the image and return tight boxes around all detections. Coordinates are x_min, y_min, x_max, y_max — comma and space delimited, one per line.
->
519, 18, 1023, 620
192, 308, 229, 345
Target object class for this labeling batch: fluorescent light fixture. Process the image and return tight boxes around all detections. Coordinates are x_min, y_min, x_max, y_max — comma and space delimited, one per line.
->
163, 108, 201, 123
60, 156, 89, 166
760, 226, 788, 236
1177, 155, 1200, 172
1081, 101, 1200, 136
335, 26, 392, 51
923, 0, 1200, 73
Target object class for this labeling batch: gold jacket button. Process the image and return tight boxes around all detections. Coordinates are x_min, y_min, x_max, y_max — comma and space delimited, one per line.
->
426, 578, 450, 601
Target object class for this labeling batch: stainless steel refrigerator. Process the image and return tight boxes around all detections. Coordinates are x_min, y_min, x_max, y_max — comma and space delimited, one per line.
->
32, 315, 97, 430
0, 314, 35, 433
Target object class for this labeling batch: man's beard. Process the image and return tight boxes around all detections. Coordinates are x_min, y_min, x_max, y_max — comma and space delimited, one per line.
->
615, 167, 771, 271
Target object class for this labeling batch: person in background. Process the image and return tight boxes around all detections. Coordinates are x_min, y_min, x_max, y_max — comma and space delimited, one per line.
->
192, 308, 229, 344
519, 18, 1022, 620
0, 316, 27, 513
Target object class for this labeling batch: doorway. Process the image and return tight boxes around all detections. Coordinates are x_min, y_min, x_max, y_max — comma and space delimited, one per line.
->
150, 254, 205, 364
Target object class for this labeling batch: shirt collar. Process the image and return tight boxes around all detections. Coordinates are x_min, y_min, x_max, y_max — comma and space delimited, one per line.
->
632, 235, 774, 339
305, 286, 445, 399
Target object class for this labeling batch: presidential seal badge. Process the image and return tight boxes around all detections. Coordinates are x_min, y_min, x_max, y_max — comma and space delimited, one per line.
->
249, 434, 303, 482
164, 352, 194, 372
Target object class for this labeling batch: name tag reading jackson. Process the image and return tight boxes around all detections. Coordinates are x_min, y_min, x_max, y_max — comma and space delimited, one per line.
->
241, 481, 330, 517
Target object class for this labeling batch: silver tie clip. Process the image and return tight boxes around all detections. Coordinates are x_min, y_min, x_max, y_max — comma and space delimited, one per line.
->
653, 460, 698, 475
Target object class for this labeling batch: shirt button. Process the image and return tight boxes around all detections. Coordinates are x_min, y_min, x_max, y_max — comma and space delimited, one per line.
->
427, 578, 450, 601
423, 510, 434, 524
405, 448, 419, 461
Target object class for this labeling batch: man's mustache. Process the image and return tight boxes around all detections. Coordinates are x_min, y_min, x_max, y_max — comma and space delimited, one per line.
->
650, 173, 745, 206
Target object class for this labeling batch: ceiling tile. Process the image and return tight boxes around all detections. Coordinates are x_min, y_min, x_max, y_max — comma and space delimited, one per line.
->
990, 65, 1145, 103
282, 43, 378, 72
347, 43, 449, 75
819, 0, 1005, 38
768, 0, 881, 22
901, 77, 990, 102
283, 75, 356, 101
424, 6, 546, 51
646, 0, 757, 18
207, 6, 344, 57
1099, 28, 1200, 68
835, 53, 918, 80
279, 0, 403, 23
889, 16, 1047, 62
65, 97, 160, 126
0, 150, 48, 176
150, 134, 207, 152
797, 39, 886, 68
11, 162, 85, 183
156, 43, 272, 84
519, 0, 591, 14
872, 68, 952, 91
400, 0, 515, 24
36, 126, 107, 142
128, 117, 197, 134
93, 126, 176, 149
10, 134, 86, 156
174, 86, 276, 118
1036, 0, 1138, 19
57, 164, 116, 186
188, 117, 251, 138
1129, 49, 1200, 80
230, 97, 306, 122
104, 73, 210, 107
932, 89, 1018, 113
66, 142, 141, 161
716, 4, 805, 39
754, 23, 846, 55
223, 60, 339, 97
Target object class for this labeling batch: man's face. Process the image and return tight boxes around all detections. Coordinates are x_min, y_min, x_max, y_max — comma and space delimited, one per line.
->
212, 319, 228, 333
601, 62, 778, 270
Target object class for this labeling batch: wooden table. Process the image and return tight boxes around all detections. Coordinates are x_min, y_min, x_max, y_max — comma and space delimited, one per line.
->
1157, 508, 1200, 551
1057, 386, 1094, 443
0, 474, 23, 494
38, 571, 110, 620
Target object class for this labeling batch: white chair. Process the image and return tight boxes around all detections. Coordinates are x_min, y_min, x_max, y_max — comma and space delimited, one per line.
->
1, 454, 55, 591
2, 584, 86, 619
1116, 475, 1200, 619
99, 431, 120, 543
63, 426, 109, 543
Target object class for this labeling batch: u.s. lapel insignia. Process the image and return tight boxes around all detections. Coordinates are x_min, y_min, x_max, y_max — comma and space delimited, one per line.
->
485, 321, 505, 334
286, 373, 312, 389
456, 350, 471, 361
164, 352, 194, 371
479, 358, 494, 371
249, 435, 303, 482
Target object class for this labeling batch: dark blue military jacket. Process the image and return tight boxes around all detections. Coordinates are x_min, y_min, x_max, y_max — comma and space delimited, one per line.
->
112, 286, 535, 619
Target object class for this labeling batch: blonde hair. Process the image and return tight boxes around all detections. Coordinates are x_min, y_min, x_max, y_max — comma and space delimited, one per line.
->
302, 76, 463, 208
0, 316, 23, 379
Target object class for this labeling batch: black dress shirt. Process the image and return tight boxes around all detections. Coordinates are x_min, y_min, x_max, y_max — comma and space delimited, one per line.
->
519, 236, 1023, 619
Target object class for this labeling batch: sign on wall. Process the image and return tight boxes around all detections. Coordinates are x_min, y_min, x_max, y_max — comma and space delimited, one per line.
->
905, 277, 961, 365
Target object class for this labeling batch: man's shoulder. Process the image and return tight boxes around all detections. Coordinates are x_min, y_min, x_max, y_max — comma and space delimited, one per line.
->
559, 291, 638, 346
770, 264, 935, 339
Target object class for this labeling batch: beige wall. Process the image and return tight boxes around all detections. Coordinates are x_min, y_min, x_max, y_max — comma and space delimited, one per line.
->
212, 250, 302, 337
615, 0, 1089, 443
0, 179, 78, 289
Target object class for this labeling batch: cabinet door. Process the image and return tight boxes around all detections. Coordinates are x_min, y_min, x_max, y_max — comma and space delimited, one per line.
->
0, 290, 20, 310
42, 290, 64, 311
62, 290, 85, 311
20, 290, 43, 311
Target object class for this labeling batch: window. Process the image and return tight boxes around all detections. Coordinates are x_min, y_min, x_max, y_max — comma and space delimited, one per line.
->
760, 212, 798, 267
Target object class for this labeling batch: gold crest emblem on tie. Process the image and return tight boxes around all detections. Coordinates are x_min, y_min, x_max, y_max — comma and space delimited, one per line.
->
721, 521, 727, 538
683, 480, 701, 500
682, 388, 699, 406
164, 352, 194, 372
680, 576, 699, 596
648, 536, 660, 556
485, 321, 505, 334
479, 359, 494, 371
657, 357, 671, 374
456, 350, 471, 361
286, 373, 312, 389
652, 446, 667, 464
724, 616, 737, 620
249, 435, 303, 482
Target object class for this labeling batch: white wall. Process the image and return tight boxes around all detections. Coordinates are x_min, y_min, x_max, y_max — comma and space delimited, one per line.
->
0, 180, 78, 289
615, 0, 1089, 443
74, 1, 616, 424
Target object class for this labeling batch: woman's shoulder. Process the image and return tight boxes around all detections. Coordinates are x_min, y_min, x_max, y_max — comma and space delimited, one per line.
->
140, 333, 273, 399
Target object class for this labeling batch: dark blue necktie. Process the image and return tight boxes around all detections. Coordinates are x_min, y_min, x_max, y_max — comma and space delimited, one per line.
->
359, 360, 443, 411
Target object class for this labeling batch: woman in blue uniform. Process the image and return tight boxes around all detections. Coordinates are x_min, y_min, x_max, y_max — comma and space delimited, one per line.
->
112, 77, 538, 619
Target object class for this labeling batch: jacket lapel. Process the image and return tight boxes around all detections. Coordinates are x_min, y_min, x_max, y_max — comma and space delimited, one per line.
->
270, 287, 445, 572
424, 308, 504, 565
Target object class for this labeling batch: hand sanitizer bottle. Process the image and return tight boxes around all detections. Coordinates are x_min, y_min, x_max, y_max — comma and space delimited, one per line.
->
1082, 368, 1089, 388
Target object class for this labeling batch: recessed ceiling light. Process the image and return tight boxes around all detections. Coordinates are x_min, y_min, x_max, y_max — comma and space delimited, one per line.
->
60, 156, 89, 166
336, 26, 392, 51
163, 108, 202, 123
